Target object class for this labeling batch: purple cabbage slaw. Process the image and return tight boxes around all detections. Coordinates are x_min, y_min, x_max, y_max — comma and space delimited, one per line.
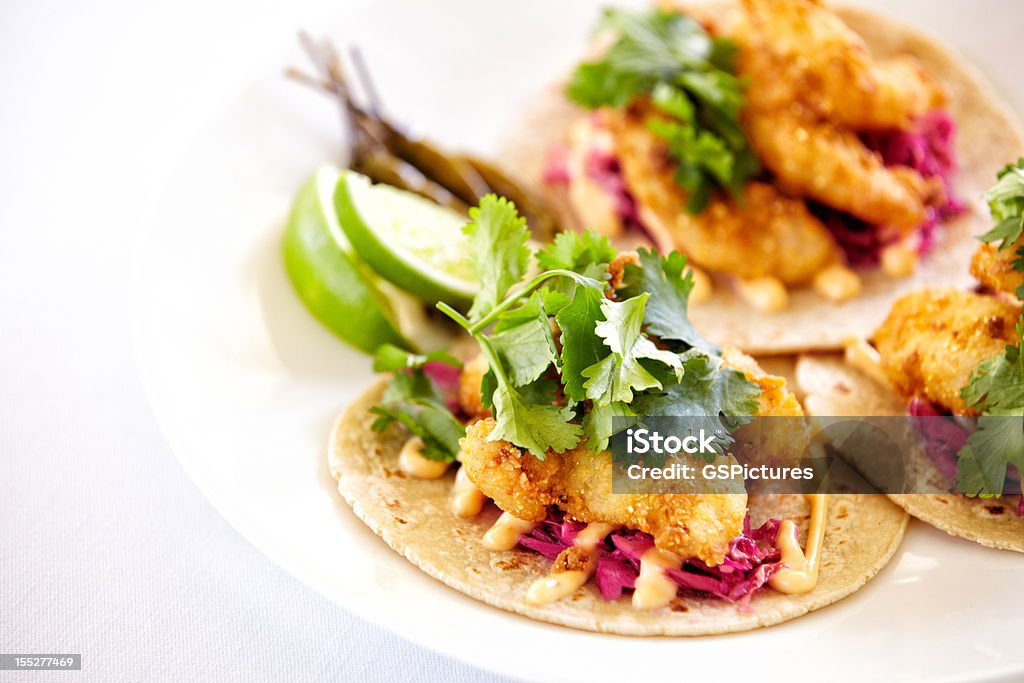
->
421, 361, 462, 414
858, 109, 963, 258
908, 397, 968, 482
908, 398, 1023, 514
817, 110, 964, 265
543, 125, 652, 241
518, 509, 783, 608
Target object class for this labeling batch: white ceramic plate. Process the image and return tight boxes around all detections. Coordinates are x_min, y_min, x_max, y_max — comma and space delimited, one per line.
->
133, 1, 1024, 680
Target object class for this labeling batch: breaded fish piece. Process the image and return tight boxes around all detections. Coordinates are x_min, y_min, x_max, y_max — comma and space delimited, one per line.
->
734, 0, 943, 131
458, 353, 491, 419
873, 289, 1019, 414
971, 242, 1024, 298
461, 418, 747, 565
743, 107, 941, 232
722, 348, 804, 418
607, 108, 841, 285
459, 349, 805, 564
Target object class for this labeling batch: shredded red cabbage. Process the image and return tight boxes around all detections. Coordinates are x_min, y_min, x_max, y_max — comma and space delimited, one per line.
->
817, 110, 963, 265
519, 510, 782, 608
908, 399, 1023, 514
816, 207, 896, 268
543, 143, 571, 185
581, 148, 647, 234
542, 121, 654, 241
421, 362, 462, 414
908, 397, 967, 482
862, 110, 964, 221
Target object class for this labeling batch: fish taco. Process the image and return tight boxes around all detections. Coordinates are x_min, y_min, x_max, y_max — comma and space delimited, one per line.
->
327, 196, 907, 635
504, 0, 1024, 353
796, 161, 1024, 552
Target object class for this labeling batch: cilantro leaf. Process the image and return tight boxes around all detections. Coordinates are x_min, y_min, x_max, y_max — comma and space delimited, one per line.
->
961, 315, 1024, 416
583, 400, 637, 452
978, 215, 1024, 249
370, 370, 464, 462
493, 290, 548, 332
487, 309, 556, 387
488, 382, 582, 457
631, 351, 761, 449
957, 416, 1024, 497
619, 248, 710, 351
555, 282, 608, 402
566, 8, 756, 212
372, 344, 461, 373
464, 195, 531, 321
535, 231, 617, 281
597, 9, 712, 77
981, 159, 1024, 250
566, 61, 645, 110
582, 294, 682, 406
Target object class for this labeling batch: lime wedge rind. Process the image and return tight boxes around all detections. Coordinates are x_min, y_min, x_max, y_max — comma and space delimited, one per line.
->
334, 172, 478, 306
283, 166, 412, 354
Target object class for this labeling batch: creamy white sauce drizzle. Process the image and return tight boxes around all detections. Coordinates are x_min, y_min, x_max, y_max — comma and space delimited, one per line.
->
525, 522, 614, 606
482, 512, 538, 551
633, 547, 682, 610
768, 494, 828, 595
397, 437, 449, 479
451, 466, 486, 518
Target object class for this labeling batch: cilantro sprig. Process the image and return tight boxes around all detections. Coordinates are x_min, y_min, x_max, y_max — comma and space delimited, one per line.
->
566, 8, 757, 212
957, 161, 1024, 495
430, 194, 760, 458
978, 159, 1024, 251
371, 193, 761, 460
370, 346, 465, 463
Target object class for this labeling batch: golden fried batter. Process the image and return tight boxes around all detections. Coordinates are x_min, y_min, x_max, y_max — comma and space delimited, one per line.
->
722, 348, 804, 418
607, 108, 841, 285
458, 353, 491, 419
722, 0, 945, 232
461, 419, 747, 565
873, 289, 1019, 414
733, 0, 943, 130
971, 242, 1024, 299
459, 349, 806, 564
743, 108, 941, 232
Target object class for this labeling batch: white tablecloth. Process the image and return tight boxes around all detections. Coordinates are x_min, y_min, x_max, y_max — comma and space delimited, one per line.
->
3, 0, 1020, 680
2, 0, 507, 679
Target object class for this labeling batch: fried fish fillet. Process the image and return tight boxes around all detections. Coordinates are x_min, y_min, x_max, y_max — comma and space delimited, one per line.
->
971, 242, 1024, 298
873, 289, 1019, 414
461, 419, 746, 565
733, 0, 943, 130
725, 0, 944, 232
607, 107, 841, 285
458, 353, 491, 419
742, 108, 942, 232
459, 349, 805, 564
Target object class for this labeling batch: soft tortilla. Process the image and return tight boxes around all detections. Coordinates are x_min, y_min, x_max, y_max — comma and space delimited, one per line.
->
328, 381, 908, 636
796, 354, 1024, 553
502, 3, 1024, 354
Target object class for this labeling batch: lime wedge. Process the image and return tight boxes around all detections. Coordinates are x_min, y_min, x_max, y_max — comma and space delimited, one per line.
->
283, 166, 412, 353
335, 171, 479, 306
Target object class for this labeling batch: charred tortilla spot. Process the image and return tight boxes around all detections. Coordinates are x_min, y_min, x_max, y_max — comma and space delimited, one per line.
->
495, 557, 528, 571
670, 599, 690, 613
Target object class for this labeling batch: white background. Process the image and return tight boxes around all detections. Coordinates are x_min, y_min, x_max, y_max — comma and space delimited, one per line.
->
3, 1, 1022, 681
